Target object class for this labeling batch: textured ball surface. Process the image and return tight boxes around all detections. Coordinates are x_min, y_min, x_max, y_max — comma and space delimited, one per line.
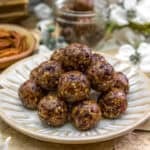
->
30, 61, 64, 90
99, 88, 127, 119
58, 71, 90, 102
19, 79, 44, 109
113, 72, 129, 94
87, 61, 114, 92
62, 43, 92, 72
50, 48, 64, 63
72, 100, 101, 130
91, 53, 106, 66
38, 94, 67, 126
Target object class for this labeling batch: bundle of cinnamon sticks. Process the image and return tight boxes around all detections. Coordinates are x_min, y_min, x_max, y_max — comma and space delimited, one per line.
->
0, 29, 28, 58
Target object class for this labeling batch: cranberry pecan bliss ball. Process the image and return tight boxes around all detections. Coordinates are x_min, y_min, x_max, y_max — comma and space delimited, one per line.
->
71, 100, 101, 130
50, 48, 64, 63
30, 61, 64, 90
113, 72, 129, 94
99, 88, 127, 119
18, 79, 44, 109
91, 53, 106, 66
87, 61, 114, 92
62, 43, 92, 72
38, 94, 68, 127
58, 71, 90, 102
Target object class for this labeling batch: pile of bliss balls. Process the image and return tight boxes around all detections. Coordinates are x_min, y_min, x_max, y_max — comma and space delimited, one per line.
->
18, 43, 129, 131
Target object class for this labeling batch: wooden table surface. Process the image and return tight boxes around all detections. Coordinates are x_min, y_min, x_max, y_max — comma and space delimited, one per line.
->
1, 117, 150, 150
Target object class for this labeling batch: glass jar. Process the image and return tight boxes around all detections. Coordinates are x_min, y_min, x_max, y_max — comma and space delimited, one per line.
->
54, 0, 107, 48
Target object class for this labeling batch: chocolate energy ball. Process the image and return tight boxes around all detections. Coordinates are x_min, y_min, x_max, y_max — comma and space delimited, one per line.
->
30, 61, 64, 90
62, 43, 92, 72
91, 53, 106, 66
113, 72, 129, 94
30, 66, 39, 79
18, 79, 44, 109
87, 61, 114, 92
38, 94, 67, 127
50, 48, 64, 63
71, 100, 101, 131
99, 88, 127, 119
58, 71, 90, 102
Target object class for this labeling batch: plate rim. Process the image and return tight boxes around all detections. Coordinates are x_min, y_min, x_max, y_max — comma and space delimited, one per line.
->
0, 51, 150, 144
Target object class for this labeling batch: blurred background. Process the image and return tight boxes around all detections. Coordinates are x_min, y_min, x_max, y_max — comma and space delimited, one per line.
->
0, 0, 149, 67
1, 0, 149, 49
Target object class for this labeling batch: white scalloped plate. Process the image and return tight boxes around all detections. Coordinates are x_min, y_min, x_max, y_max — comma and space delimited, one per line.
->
0, 51, 150, 144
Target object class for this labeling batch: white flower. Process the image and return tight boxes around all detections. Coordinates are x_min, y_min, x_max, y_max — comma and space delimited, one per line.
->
116, 43, 150, 73
124, 0, 137, 10
109, 0, 150, 25
109, 5, 128, 26
134, 0, 150, 24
